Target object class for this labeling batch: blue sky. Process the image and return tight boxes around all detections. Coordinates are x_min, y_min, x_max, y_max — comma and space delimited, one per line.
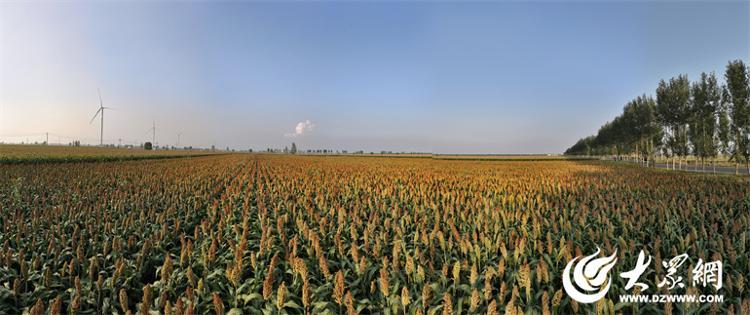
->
1, 1, 748, 153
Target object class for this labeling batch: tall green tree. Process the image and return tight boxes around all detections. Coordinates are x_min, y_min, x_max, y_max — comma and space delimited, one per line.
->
689, 72, 720, 168
725, 60, 750, 172
717, 85, 732, 156
631, 95, 662, 165
656, 75, 691, 168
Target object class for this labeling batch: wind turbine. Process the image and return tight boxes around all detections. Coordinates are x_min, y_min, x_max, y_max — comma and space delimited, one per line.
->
176, 132, 183, 147
147, 121, 157, 147
89, 89, 112, 146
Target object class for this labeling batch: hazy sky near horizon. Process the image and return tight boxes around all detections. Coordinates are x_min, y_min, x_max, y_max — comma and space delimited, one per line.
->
1, 1, 748, 154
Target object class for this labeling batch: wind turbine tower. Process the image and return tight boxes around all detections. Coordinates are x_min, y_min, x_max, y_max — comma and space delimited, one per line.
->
149, 121, 157, 147
89, 89, 111, 146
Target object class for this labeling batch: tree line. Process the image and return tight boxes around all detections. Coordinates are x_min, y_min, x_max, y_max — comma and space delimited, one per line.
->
565, 60, 750, 172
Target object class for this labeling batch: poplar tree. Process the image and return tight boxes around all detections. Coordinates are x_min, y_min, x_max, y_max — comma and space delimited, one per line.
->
725, 60, 750, 173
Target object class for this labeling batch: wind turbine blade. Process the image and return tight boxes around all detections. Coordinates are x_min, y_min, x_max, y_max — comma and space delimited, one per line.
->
89, 108, 102, 124
98, 88, 103, 108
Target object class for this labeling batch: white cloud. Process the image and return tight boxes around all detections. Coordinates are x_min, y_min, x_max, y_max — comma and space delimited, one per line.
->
285, 120, 315, 138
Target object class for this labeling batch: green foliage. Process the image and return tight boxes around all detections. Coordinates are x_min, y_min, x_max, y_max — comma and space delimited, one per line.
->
689, 72, 720, 160
566, 59, 750, 164
657, 74, 691, 157
725, 60, 750, 163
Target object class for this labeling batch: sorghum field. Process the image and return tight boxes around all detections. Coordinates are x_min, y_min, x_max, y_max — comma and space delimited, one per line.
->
0, 154, 748, 314
0, 145, 218, 164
